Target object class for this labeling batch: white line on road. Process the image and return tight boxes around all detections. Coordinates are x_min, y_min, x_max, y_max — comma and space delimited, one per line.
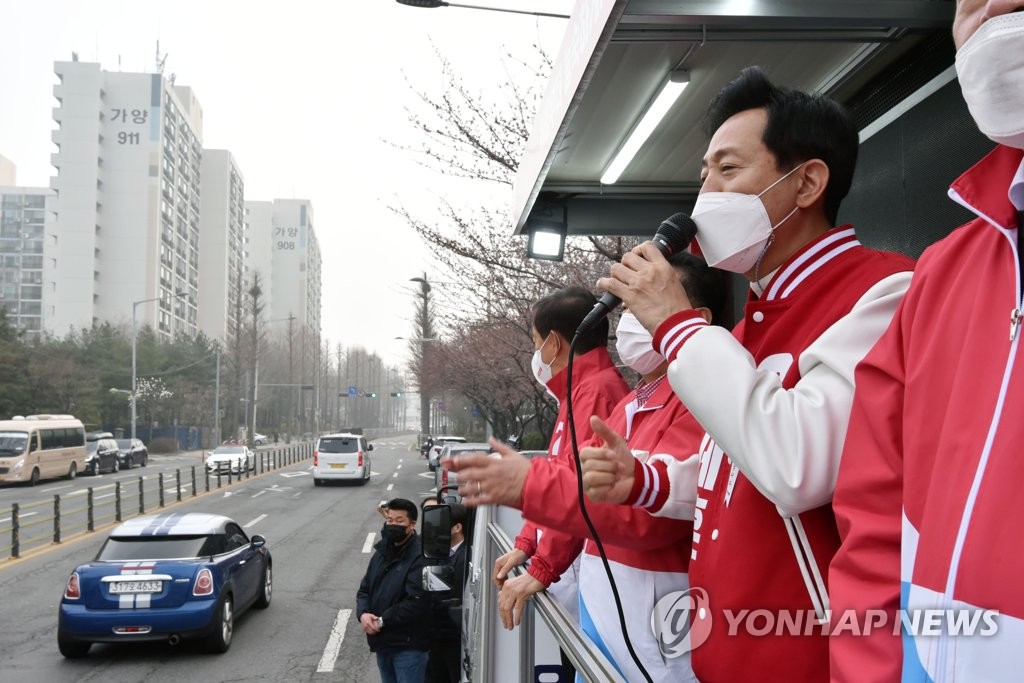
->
392, 472, 398, 478
40, 484, 71, 493
252, 491, 266, 498
95, 492, 115, 500
0, 511, 38, 523
396, 464, 402, 470
362, 532, 375, 553
292, 491, 301, 498
386, 484, 393, 492
316, 608, 352, 673
244, 514, 268, 528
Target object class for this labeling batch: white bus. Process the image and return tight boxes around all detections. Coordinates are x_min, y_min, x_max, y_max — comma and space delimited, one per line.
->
0, 415, 88, 486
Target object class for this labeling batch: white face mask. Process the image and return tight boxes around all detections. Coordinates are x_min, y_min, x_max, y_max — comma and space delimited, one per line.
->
615, 311, 664, 375
531, 334, 558, 398
955, 12, 1024, 150
692, 163, 803, 274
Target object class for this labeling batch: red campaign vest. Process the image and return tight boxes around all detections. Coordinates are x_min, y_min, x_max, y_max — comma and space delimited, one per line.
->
690, 229, 913, 683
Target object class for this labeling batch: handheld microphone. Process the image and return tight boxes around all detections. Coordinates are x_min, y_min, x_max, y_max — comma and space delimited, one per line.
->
576, 212, 697, 336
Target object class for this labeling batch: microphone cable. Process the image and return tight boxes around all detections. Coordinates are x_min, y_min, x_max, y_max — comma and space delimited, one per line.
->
564, 332, 654, 683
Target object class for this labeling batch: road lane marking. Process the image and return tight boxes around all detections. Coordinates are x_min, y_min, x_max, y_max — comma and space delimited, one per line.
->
292, 492, 301, 498
40, 484, 71, 493
362, 533, 375, 553
252, 491, 266, 498
396, 464, 401, 470
244, 514, 268, 528
316, 608, 352, 673
0, 511, 38, 524
386, 484, 394, 492
417, 472, 434, 479
392, 472, 398, 478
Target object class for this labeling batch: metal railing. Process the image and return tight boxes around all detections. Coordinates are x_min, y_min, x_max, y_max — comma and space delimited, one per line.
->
0, 442, 313, 561
468, 504, 626, 683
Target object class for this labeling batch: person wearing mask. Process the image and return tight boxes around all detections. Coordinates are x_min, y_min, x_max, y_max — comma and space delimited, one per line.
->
356, 498, 431, 683
494, 285, 630, 679
830, 3, 1024, 681
575, 66, 914, 681
447, 252, 727, 682
427, 503, 469, 683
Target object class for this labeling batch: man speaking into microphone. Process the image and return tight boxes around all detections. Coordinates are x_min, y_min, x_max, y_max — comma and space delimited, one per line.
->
574, 67, 914, 681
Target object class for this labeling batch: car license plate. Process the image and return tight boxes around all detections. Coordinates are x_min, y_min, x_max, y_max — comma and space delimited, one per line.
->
330, 463, 346, 469
109, 580, 162, 594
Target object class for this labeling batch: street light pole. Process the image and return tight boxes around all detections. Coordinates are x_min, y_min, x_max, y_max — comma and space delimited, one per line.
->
132, 290, 187, 444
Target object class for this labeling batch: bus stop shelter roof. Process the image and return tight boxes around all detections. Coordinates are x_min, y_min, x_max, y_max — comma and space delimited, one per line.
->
511, 0, 955, 238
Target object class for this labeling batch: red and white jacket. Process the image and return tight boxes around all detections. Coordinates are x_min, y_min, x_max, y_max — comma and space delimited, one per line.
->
512, 346, 628, 592
627, 227, 914, 682
830, 145, 1024, 683
519, 376, 705, 682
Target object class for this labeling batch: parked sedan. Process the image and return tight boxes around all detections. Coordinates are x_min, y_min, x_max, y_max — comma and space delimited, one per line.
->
435, 442, 491, 494
115, 439, 149, 469
85, 438, 121, 476
427, 435, 467, 472
204, 445, 254, 475
253, 433, 268, 446
57, 512, 272, 657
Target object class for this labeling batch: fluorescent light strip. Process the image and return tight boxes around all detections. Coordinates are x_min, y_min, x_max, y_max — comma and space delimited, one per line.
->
601, 76, 689, 185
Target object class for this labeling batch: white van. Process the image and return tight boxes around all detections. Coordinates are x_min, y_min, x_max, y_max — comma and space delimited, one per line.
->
312, 433, 372, 486
0, 415, 88, 485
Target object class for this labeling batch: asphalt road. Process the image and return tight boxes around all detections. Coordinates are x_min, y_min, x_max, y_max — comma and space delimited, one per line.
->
0, 436, 439, 682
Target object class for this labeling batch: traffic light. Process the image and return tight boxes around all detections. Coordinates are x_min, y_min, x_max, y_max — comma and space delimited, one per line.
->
369, 392, 377, 399
390, 391, 402, 397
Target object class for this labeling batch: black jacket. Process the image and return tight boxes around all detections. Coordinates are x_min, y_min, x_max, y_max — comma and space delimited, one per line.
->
356, 533, 430, 652
431, 541, 468, 642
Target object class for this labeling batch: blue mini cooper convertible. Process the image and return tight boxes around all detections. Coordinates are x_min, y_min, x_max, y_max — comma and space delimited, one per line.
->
58, 512, 272, 657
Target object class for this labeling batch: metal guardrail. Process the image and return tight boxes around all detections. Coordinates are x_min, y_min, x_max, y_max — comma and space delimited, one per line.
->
471, 504, 626, 683
0, 442, 313, 561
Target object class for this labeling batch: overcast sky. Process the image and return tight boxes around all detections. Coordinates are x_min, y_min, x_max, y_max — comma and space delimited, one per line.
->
0, 0, 575, 366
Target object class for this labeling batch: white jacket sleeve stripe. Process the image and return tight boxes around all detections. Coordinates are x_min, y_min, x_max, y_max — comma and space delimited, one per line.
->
661, 318, 708, 361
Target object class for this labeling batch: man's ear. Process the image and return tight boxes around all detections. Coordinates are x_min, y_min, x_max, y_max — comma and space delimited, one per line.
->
795, 158, 830, 211
694, 306, 713, 324
452, 522, 463, 537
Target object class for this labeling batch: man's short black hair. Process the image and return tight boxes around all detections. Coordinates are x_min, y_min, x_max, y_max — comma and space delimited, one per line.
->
532, 286, 608, 354
703, 66, 858, 226
448, 503, 467, 529
386, 498, 418, 523
668, 251, 728, 326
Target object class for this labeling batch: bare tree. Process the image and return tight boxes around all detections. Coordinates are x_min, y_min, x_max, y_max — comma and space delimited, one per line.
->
390, 47, 639, 441
246, 272, 266, 446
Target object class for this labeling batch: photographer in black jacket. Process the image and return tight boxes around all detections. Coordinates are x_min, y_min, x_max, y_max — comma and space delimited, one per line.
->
356, 498, 430, 683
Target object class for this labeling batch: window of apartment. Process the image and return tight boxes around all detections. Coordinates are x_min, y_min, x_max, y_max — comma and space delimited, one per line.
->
21, 285, 42, 300
21, 255, 43, 269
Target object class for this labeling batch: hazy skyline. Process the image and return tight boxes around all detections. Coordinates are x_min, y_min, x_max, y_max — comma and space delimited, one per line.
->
0, 0, 574, 366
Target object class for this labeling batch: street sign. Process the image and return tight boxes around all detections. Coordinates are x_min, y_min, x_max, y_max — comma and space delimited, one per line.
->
348, 386, 358, 397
